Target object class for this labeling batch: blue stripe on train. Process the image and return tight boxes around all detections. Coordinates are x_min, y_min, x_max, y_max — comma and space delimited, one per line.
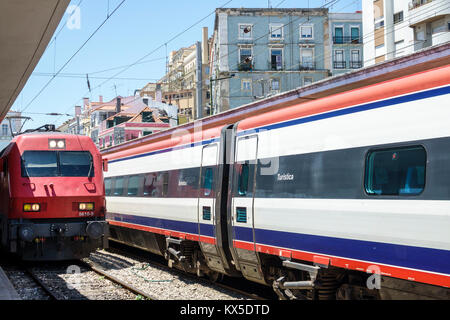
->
250, 227, 450, 275
107, 212, 215, 238
108, 212, 450, 275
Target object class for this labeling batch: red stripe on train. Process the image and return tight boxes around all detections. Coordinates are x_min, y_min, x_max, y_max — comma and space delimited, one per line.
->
233, 240, 450, 288
108, 220, 216, 245
238, 65, 450, 132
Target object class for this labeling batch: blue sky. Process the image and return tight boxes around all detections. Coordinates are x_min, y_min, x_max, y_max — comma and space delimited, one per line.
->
13, 0, 361, 130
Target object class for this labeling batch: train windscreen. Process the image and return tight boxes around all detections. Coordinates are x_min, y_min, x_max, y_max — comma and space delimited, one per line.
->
21, 151, 94, 177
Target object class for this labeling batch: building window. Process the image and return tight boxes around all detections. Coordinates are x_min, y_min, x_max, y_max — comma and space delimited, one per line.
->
334, 26, 344, 43
241, 79, 252, 92
350, 27, 360, 43
270, 48, 283, 70
374, 18, 384, 30
393, 11, 403, 24
239, 24, 253, 39
239, 47, 253, 71
303, 77, 313, 86
270, 78, 280, 92
269, 24, 284, 39
432, 19, 446, 34
375, 43, 385, 58
365, 146, 426, 196
300, 48, 314, 70
334, 50, 345, 69
350, 50, 361, 68
300, 25, 313, 39
394, 40, 405, 57
2, 124, 8, 136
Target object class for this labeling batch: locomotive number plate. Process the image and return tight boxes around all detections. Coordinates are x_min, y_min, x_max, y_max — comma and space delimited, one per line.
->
79, 211, 94, 217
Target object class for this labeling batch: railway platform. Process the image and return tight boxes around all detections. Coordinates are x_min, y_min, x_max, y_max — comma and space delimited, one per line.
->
0, 266, 20, 300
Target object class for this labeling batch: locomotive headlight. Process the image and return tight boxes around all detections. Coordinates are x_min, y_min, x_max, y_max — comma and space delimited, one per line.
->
48, 139, 65, 149
49, 140, 57, 148
24, 203, 40, 212
79, 202, 94, 211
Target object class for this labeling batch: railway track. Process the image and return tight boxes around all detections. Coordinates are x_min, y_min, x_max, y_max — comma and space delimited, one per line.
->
24, 268, 59, 300
1, 255, 140, 300
80, 259, 158, 300
93, 241, 276, 300
2, 244, 276, 300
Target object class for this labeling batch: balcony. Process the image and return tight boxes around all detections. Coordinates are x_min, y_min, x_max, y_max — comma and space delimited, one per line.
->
238, 61, 253, 71
408, 0, 449, 26
349, 61, 362, 69
409, 0, 433, 10
299, 62, 316, 71
269, 61, 285, 71
334, 61, 346, 69
333, 36, 362, 44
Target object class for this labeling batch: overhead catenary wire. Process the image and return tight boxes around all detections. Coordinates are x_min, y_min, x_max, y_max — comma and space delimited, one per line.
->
31, 73, 160, 81
57, 0, 344, 123
53, 0, 236, 126
47, 0, 446, 128
20, 0, 127, 114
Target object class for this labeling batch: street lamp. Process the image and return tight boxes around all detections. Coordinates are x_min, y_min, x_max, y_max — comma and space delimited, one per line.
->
210, 73, 235, 115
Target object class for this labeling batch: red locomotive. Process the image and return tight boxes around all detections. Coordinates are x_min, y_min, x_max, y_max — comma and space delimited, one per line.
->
0, 126, 108, 260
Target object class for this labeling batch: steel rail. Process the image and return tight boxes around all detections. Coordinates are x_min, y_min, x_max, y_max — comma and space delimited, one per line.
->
80, 260, 158, 300
25, 268, 60, 300
104, 243, 269, 300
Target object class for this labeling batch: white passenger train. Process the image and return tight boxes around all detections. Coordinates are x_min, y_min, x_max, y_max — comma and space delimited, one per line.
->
103, 65, 450, 299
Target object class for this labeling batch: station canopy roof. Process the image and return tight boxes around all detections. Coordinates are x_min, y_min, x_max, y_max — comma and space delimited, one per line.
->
0, 0, 70, 122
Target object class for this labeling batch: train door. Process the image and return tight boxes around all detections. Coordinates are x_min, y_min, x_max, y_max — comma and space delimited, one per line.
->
230, 134, 266, 284
198, 144, 218, 241
197, 143, 229, 275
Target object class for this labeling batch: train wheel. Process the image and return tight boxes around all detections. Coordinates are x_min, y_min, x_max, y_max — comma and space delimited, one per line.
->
207, 270, 223, 282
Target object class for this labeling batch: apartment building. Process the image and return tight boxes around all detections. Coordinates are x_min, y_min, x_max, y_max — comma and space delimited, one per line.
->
210, 8, 363, 112
329, 12, 363, 75
140, 27, 212, 124
363, 0, 450, 66
0, 111, 21, 150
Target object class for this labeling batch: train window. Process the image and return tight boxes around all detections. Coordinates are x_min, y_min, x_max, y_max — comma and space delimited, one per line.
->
59, 151, 93, 177
21, 151, 58, 177
114, 176, 125, 196
105, 178, 112, 196
176, 168, 199, 197
143, 173, 158, 197
238, 163, 250, 196
202, 167, 214, 197
365, 146, 426, 196
127, 175, 141, 196
162, 172, 169, 197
